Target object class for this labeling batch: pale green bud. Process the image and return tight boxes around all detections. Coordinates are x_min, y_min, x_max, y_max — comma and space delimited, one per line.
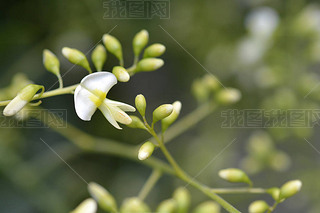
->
88, 182, 117, 212
193, 201, 220, 213
71, 198, 97, 213
43, 49, 60, 76
3, 84, 44, 116
153, 104, 174, 123
133, 29, 149, 56
62, 47, 92, 72
216, 88, 241, 105
126, 116, 146, 130
279, 180, 302, 200
136, 58, 164, 72
267, 187, 280, 201
172, 187, 191, 213
143, 43, 166, 58
248, 200, 269, 213
191, 79, 210, 103
162, 101, 182, 132
138, 141, 155, 160
135, 94, 146, 116
120, 197, 150, 213
157, 199, 178, 213
112, 66, 130, 82
91, 44, 107, 71
203, 74, 220, 91
102, 34, 123, 62
218, 168, 252, 186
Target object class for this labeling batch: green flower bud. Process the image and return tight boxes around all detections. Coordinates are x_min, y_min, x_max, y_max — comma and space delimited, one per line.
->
218, 168, 252, 186
143, 43, 166, 58
161, 101, 182, 132
62, 47, 92, 73
267, 187, 280, 201
112, 66, 130, 82
71, 198, 97, 213
138, 141, 155, 160
193, 201, 220, 213
135, 94, 146, 116
216, 88, 241, 105
43, 49, 60, 76
157, 199, 178, 213
91, 44, 107, 71
126, 116, 146, 130
102, 34, 123, 63
133, 29, 149, 56
279, 180, 302, 200
120, 197, 150, 213
153, 104, 174, 123
191, 79, 210, 103
3, 84, 44, 116
248, 200, 269, 213
203, 74, 220, 91
172, 187, 191, 213
88, 182, 117, 213
136, 58, 164, 72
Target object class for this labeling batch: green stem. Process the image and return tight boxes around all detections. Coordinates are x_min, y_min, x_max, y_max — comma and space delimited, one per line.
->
267, 201, 279, 213
57, 74, 64, 89
212, 187, 267, 194
138, 169, 162, 201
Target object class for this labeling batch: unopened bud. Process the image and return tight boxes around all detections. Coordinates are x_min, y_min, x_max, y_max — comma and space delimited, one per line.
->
279, 180, 302, 200
248, 200, 269, 213
120, 197, 150, 213
216, 88, 241, 105
191, 79, 210, 103
102, 34, 123, 62
157, 199, 177, 213
162, 101, 182, 132
112, 66, 130, 82
136, 58, 164, 72
62, 47, 92, 72
43, 49, 60, 76
138, 141, 155, 160
88, 182, 117, 212
153, 104, 173, 123
173, 187, 191, 213
3, 84, 44, 116
91, 44, 107, 71
267, 187, 280, 201
218, 168, 252, 186
127, 116, 146, 130
135, 94, 146, 116
203, 74, 220, 91
193, 201, 220, 213
71, 198, 97, 213
143, 43, 166, 58
133, 29, 149, 56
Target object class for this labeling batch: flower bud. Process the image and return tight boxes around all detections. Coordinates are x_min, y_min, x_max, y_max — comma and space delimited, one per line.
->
120, 197, 150, 213
248, 200, 269, 213
135, 94, 146, 116
133, 29, 149, 56
143, 43, 166, 58
173, 187, 190, 213
136, 58, 164, 72
62, 47, 92, 72
203, 74, 220, 91
267, 187, 280, 201
279, 180, 302, 200
193, 201, 220, 213
153, 104, 174, 123
218, 168, 252, 186
138, 141, 155, 160
216, 88, 241, 105
3, 84, 44, 116
102, 34, 123, 62
71, 198, 97, 213
162, 101, 182, 132
112, 66, 130, 82
88, 182, 117, 212
191, 79, 210, 103
127, 116, 146, 130
157, 199, 177, 213
43, 49, 60, 76
91, 44, 107, 71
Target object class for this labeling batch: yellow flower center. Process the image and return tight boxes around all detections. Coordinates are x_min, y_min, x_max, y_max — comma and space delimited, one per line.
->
89, 89, 106, 107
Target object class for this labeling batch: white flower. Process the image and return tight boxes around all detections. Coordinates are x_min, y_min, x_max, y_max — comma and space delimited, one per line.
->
74, 72, 135, 129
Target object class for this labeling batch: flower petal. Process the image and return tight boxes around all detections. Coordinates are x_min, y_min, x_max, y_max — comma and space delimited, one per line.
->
98, 103, 121, 129
107, 104, 132, 125
80, 72, 117, 94
3, 96, 28, 116
74, 85, 97, 121
105, 99, 136, 112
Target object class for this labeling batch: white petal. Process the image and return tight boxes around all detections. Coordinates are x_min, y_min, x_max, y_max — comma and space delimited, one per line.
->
98, 103, 121, 129
74, 85, 97, 121
80, 72, 117, 94
105, 99, 136, 112
71, 198, 97, 213
107, 103, 132, 125
3, 96, 28, 116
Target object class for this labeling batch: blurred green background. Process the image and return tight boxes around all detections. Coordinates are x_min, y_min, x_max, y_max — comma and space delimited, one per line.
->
1, 0, 320, 212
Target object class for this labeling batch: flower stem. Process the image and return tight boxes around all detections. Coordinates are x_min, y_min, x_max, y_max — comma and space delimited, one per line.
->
211, 187, 267, 194
138, 169, 162, 201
